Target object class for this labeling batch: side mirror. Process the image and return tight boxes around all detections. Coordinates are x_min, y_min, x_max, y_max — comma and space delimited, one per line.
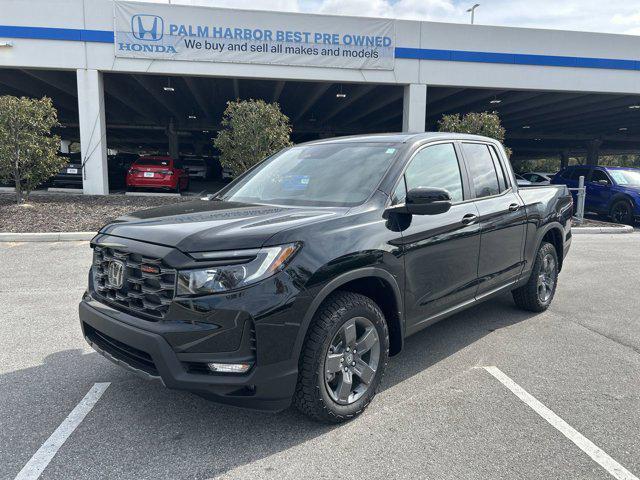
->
406, 187, 452, 215
385, 187, 452, 217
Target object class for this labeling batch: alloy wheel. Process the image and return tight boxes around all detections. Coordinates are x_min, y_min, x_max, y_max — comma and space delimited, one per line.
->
537, 253, 556, 303
324, 317, 380, 405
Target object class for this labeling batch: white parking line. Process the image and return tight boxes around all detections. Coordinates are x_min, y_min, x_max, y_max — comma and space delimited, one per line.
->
484, 366, 638, 480
14, 382, 110, 480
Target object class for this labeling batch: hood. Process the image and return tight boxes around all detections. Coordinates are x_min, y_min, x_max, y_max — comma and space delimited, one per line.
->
100, 200, 341, 252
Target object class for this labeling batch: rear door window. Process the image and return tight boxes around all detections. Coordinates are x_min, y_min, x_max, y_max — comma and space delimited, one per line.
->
461, 143, 501, 198
590, 169, 610, 184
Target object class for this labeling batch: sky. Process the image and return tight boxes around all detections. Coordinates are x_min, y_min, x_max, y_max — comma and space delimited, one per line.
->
152, 0, 640, 35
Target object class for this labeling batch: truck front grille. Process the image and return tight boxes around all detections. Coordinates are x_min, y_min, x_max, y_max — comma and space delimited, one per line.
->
92, 246, 176, 320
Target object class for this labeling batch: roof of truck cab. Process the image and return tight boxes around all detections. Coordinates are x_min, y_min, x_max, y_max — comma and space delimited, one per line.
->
301, 132, 499, 145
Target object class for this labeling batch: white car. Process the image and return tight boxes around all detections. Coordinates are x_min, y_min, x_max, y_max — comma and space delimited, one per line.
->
521, 172, 555, 184
182, 157, 211, 179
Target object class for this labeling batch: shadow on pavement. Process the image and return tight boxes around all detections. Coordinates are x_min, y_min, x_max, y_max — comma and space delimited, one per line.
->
2, 293, 537, 479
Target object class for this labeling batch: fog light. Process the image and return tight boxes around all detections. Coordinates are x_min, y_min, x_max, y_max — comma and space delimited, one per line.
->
207, 362, 251, 374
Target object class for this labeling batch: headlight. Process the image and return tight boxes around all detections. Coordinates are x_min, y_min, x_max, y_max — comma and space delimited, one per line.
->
177, 243, 300, 296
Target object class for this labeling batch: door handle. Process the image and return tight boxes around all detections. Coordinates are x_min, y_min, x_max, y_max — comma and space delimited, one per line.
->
461, 213, 478, 225
508, 203, 520, 212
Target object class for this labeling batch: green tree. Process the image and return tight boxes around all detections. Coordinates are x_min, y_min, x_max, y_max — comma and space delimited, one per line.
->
214, 99, 292, 177
438, 111, 511, 157
0, 96, 64, 204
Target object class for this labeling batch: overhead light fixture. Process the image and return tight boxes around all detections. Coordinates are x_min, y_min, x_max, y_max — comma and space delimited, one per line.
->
522, 125, 531, 129
202, 130, 210, 133
336, 84, 347, 99
628, 105, 640, 109
619, 127, 628, 131
163, 78, 175, 92
309, 114, 317, 123
534, 138, 542, 141
489, 98, 502, 104
188, 114, 197, 119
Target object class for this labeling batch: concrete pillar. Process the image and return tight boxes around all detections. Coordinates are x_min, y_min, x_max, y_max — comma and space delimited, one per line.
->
60, 140, 71, 154
560, 150, 569, 170
77, 69, 109, 195
586, 139, 602, 166
168, 119, 179, 158
402, 84, 427, 133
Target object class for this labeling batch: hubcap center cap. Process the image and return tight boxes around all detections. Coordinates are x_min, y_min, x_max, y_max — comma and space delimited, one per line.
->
345, 353, 353, 363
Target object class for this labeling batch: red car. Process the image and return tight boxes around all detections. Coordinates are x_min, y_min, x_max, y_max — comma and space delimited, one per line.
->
126, 156, 189, 192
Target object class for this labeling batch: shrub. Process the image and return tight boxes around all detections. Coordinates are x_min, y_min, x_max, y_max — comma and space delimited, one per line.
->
438, 111, 511, 157
0, 96, 64, 204
214, 99, 292, 177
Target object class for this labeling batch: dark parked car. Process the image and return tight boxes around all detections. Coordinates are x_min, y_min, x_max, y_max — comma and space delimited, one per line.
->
79, 133, 572, 423
108, 153, 138, 190
52, 152, 83, 188
551, 165, 640, 225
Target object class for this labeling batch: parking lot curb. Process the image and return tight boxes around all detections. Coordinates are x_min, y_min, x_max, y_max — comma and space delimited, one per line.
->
47, 187, 84, 194
572, 225, 634, 234
0, 232, 95, 242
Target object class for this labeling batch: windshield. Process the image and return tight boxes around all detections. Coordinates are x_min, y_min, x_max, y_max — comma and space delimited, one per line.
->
136, 158, 171, 167
608, 169, 640, 186
218, 143, 401, 207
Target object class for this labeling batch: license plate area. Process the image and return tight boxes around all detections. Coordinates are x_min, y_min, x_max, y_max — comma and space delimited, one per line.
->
67, 168, 78, 174
144, 172, 155, 178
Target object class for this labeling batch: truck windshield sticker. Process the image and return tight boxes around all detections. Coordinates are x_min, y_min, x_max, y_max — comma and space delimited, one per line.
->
281, 174, 310, 191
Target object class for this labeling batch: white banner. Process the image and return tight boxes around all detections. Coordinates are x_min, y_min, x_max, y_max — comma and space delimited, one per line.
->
114, 1, 395, 70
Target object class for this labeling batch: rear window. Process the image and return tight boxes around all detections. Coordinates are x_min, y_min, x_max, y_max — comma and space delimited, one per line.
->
136, 158, 171, 167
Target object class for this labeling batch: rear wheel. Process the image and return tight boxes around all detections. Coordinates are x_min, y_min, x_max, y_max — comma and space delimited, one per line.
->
610, 199, 634, 225
512, 241, 558, 312
294, 291, 389, 423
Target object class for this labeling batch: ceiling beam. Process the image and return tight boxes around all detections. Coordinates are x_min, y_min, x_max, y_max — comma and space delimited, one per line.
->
272, 81, 285, 102
320, 84, 377, 124
342, 90, 403, 126
294, 83, 333, 123
426, 90, 508, 119
132, 75, 184, 121
183, 77, 213, 122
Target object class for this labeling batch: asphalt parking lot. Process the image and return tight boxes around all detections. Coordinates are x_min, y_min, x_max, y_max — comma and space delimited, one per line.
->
1, 234, 639, 480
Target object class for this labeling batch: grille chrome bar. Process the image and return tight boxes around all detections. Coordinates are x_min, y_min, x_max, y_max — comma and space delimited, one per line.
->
92, 246, 176, 320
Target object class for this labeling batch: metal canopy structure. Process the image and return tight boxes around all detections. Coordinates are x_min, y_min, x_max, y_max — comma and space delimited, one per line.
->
1, 68, 639, 162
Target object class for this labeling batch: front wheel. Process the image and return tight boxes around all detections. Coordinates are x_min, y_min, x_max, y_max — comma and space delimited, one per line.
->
610, 199, 634, 226
512, 241, 558, 312
293, 291, 389, 423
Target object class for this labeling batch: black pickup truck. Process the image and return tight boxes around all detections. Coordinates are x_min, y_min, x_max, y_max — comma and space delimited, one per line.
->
79, 133, 572, 423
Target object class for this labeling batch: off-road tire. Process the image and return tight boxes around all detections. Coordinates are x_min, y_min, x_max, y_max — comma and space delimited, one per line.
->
293, 291, 389, 423
512, 241, 558, 312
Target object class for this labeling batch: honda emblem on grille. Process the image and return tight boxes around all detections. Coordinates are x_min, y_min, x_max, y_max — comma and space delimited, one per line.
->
107, 260, 126, 289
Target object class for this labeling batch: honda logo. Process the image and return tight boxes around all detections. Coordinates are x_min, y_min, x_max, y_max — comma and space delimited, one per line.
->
107, 260, 126, 289
131, 14, 164, 41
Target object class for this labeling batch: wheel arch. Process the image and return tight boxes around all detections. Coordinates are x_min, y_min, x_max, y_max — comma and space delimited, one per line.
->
608, 193, 636, 214
294, 268, 404, 361
536, 223, 565, 272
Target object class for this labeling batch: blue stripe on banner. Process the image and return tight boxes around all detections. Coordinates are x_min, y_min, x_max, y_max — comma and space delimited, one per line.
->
0, 26, 638, 71
0, 25, 114, 43
394, 47, 640, 71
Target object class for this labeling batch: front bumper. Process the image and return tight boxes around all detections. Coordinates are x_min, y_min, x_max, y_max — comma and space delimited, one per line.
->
79, 298, 298, 411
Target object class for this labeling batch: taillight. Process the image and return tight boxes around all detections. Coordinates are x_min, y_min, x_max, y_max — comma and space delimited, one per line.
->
129, 168, 139, 174
159, 170, 174, 175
